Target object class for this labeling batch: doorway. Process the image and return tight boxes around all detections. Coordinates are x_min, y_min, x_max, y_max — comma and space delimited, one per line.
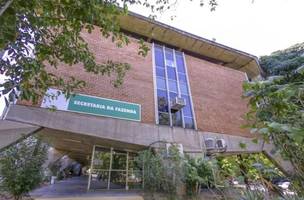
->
87, 146, 143, 190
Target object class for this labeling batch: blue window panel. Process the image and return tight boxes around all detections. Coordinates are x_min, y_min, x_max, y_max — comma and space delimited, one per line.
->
154, 47, 165, 67
167, 66, 177, 80
165, 48, 175, 67
175, 51, 183, 57
169, 92, 178, 101
182, 95, 193, 117
168, 80, 178, 93
169, 92, 178, 109
156, 77, 166, 90
178, 73, 187, 83
184, 117, 194, 129
172, 111, 183, 127
156, 67, 165, 77
180, 83, 189, 95
165, 48, 174, 60
176, 54, 185, 73
159, 112, 170, 125
157, 89, 168, 112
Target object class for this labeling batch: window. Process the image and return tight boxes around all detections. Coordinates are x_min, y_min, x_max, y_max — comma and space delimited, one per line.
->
153, 44, 195, 129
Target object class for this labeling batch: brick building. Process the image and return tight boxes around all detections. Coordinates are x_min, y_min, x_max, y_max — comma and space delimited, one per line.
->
2, 12, 286, 191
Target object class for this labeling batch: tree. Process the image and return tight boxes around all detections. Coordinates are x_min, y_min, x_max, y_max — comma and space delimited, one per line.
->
0, 0, 218, 107
244, 65, 304, 194
260, 42, 304, 76
0, 136, 48, 200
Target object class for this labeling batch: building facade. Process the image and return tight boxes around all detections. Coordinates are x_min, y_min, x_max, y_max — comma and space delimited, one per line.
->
2, 12, 292, 191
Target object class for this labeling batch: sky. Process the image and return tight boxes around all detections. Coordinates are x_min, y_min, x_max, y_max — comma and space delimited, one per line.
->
130, 0, 304, 57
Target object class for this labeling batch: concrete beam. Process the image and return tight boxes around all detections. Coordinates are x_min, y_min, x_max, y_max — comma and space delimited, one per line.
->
5, 105, 263, 154
5, 105, 295, 175
6, 105, 202, 152
263, 142, 295, 175
0, 120, 41, 151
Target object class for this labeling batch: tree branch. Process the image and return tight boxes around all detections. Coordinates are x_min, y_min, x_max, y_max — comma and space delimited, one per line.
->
0, 0, 13, 17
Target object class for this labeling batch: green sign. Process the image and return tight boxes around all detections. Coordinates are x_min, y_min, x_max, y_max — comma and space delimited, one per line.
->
67, 94, 141, 121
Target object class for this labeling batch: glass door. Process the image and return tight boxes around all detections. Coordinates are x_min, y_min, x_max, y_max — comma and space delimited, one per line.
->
88, 146, 143, 191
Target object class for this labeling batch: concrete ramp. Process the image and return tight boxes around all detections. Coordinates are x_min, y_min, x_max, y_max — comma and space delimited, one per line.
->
0, 120, 40, 151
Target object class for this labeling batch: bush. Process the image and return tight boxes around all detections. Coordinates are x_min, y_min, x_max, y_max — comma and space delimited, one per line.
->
0, 136, 48, 200
136, 145, 185, 199
184, 156, 214, 196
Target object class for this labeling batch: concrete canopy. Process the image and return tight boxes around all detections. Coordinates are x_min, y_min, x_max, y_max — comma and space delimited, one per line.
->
37, 128, 145, 165
1, 105, 295, 175
118, 12, 262, 79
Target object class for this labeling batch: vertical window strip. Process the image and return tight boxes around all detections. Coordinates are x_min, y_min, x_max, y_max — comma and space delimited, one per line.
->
162, 45, 173, 127
173, 49, 185, 128
153, 44, 195, 129
182, 52, 197, 130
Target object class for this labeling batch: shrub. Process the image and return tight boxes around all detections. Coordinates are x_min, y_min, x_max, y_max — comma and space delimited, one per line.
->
0, 136, 48, 200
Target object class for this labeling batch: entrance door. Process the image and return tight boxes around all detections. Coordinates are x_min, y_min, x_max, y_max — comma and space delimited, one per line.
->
88, 146, 143, 190
109, 149, 127, 189
89, 146, 111, 190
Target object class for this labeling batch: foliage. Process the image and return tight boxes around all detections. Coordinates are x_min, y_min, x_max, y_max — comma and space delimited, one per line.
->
217, 154, 281, 184
136, 145, 222, 199
184, 155, 214, 196
0, 0, 217, 108
135, 145, 185, 198
0, 136, 48, 200
240, 190, 266, 200
244, 67, 304, 193
260, 43, 304, 76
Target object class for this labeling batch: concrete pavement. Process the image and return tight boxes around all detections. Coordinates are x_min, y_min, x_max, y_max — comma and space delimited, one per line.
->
31, 176, 144, 200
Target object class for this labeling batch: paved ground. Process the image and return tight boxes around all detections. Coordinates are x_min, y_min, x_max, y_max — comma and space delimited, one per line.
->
31, 176, 143, 200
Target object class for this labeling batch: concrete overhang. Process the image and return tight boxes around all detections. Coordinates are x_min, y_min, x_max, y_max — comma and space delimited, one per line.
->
3, 105, 295, 175
119, 12, 262, 79
37, 128, 146, 165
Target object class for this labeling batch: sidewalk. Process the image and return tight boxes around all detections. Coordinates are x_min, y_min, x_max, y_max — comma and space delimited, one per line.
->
31, 176, 143, 200
36, 196, 143, 200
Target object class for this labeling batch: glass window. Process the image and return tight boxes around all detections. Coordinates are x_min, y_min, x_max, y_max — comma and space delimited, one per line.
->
165, 48, 174, 67
167, 67, 177, 80
182, 95, 193, 117
156, 67, 165, 78
159, 112, 170, 125
184, 117, 194, 129
172, 111, 183, 127
178, 73, 187, 83
176, 54, 185, 73
154, 44, 195, 129
169, 92, 178, 101
175, 51, 183, 57
180, 83, 189, 95
112, 153, 127, 170
168, 80, 178, 93
157, 89, 168, 112
156, 77, 166, 90
169, 92, 177, 109
155, 46, 165, 67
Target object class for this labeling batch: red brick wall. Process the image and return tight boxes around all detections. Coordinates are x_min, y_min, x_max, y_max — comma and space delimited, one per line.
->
19, 28, 251, 137
186, 55, 250, 137
45, 29, 155, 124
